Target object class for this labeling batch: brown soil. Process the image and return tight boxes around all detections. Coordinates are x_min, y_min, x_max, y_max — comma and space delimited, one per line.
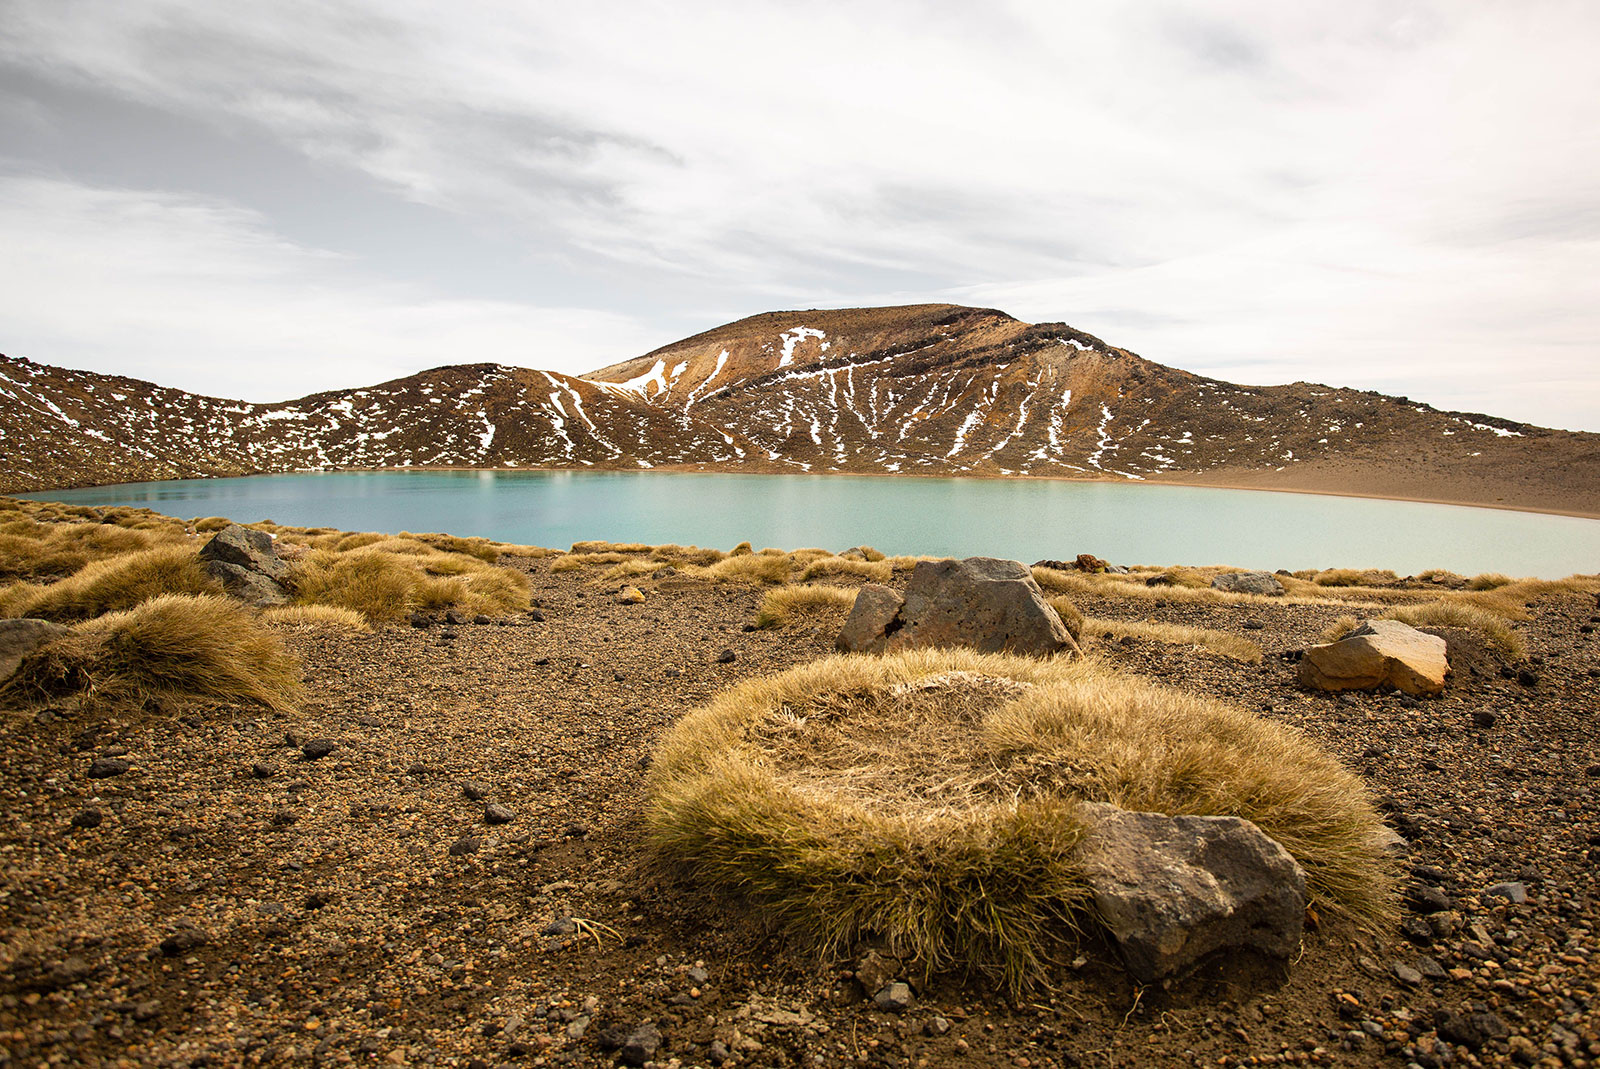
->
3, 560, 1598, 1068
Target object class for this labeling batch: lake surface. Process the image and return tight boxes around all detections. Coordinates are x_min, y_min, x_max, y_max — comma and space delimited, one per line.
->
22, 471, 1600, 577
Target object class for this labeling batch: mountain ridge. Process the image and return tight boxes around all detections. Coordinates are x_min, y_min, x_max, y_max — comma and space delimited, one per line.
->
4, 304, 1597, 517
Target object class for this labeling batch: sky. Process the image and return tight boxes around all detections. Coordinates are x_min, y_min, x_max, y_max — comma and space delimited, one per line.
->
2, 1, 1597, 430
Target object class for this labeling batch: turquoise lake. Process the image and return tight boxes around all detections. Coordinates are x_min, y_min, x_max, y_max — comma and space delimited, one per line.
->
21, 471, 1600, 578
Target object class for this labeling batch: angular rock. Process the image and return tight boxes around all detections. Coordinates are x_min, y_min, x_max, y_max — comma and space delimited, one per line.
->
300, 738, 337, 760
88, 757, 131, 779
1210, 571, 1286, 597
838, 558, 1079, 658
1298, 619, 1449, 697
1074, 801, 1307, 982
199, 524, 292, 582
618, 1022, 661, 1067
484, 802, 515, 825
854, 950, 899, 996
617, 586, 646, 605
0, 618, 71, 684
201, 559, 288, 606
873, 982, 914, 1013
1484, 881, 1527, 904
836, 584, 905, 654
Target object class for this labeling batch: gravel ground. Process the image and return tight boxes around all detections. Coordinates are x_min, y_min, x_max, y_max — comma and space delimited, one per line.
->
2, 559, 1597, 1069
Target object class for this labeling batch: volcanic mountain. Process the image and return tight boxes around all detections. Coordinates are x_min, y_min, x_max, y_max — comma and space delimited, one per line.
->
4, 304, 1598, 515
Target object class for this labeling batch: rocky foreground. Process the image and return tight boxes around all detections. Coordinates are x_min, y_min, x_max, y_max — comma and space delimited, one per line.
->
2, 553, 1599, 1069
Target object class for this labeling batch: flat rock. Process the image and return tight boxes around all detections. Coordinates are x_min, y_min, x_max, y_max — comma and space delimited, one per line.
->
1210, 571, 1286, 596
87, 757, 132, 779
1298, 619, 1449, 696
201, 559, 289, 606
619, 1022, 661, 1067
0, 618, 71, 684
837, 557, 1080, 658
1075, 801, 1307, 983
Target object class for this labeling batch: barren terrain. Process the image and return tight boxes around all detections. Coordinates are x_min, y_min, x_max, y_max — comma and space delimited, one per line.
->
3, 520, 1598, 1068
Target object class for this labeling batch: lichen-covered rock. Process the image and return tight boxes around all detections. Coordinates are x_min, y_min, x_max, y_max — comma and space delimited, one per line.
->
199, 525, 292, 582
1076, 802, 1307, 982
1210, 571, 1285, 596
202, 559, 289, 606
1298, 619, 1448, 696
838, 558, 1078, 657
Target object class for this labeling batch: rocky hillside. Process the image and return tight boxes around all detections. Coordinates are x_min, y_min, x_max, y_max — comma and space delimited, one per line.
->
5, 303, 1599, 514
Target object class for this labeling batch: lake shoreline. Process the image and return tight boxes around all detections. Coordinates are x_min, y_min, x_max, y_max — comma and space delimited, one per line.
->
19, 463, 1600, 522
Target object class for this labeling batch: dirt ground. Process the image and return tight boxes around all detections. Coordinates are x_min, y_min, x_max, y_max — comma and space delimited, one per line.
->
2, 555, 1598, 1068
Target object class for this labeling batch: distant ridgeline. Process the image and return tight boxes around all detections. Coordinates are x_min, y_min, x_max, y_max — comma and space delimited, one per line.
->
3, 304, 1597, 516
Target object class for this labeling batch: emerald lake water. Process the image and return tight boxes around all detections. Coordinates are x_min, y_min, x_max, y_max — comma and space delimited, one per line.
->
22, 471, 1600, 577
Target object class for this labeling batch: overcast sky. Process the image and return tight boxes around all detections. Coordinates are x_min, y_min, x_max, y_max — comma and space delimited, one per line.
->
2, 1, 1596, 430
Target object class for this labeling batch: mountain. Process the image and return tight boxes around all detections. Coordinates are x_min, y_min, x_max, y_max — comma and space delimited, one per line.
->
4, 303, 1599, 516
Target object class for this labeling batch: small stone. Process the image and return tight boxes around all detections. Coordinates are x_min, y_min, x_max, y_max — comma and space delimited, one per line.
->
1408, 884, 1452, 914
617, 586, 646, 605
159, 930, 209, 956
1416, 955, 1448, 981
408, 613, 432, 629
873, 982, 914, 1013
1391, 961, 1424, 985
1472, 709, 1497, 728
448, 836, 481, 856
1515, 667, 1538, 687
541, 917, 578, 936
924, 1016, 952, 1036
619, 1022, 661, 1067
462, 781, 488, 801
715, 648, 737, 664
707, 1039, 731, 1065
252, 761, 278, 779
855, 950, 899, 995
473, 614, 492, 625
1242, 619, 1265, 630
1484, 881, 1528, 904
70, 807, 103, 829
87, 756, 131, 779
527, 609, 546, 622
300, 739, 337, 760
484, 803, 515, 825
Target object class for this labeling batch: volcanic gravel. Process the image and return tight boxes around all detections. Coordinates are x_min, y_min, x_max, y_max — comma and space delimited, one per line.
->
2, 560, 1597, 1068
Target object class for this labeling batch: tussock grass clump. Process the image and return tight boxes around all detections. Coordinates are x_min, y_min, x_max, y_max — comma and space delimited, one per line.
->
692, 553, 795, 585
1319, 615, 1361, 644
1044, 596, 1084, 642
1083, 616, 1262, 663
1313, 568, 1398, 588
260, 605, 371, 632
648, 650, 1395, 993
1381, 601, 1526, 657
571, 540, 654, 553
755, 585, 858, 628
799, 556, 894, 583
291, 546, 529, 622
0, 513, 182, 581
2, 594, 301, 712
0, 545, 217, 621
1466, 572, 1513, 591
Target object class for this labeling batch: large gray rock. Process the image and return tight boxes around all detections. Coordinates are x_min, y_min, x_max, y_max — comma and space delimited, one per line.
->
836, 558, 1079, 657
1076, 802, 1307, 983
199, 525, 292, 582
0, 618, 72, 684
1210, 571, 1286, 597
199, 525, 291, 605
1298, 618, 1448, 697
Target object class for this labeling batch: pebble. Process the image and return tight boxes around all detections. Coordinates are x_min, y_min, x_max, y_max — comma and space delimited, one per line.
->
873, 982, 914, 1013
619, 1022, 661, 1067
715, 649, 737, 663
461, 781, 488, 801
300, 738, 337, 760
1391, 961, 1424, 985
448, 836, 481, 856
87, 757, 131, 779
1485, 881, 1528, 904
69, 807, 103, 829
484, 802, 515, 825
251, 761, 278, 778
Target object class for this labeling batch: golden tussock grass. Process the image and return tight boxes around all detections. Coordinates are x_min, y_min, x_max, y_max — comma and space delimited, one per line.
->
1081, 616, 1262, 663
2, 594, 301, 713
1320, 615, 1361, 644
648, 649, 1394, 993
1466, 572, 1513, 590
1380, 601, 1527, 657
0, 545, 218, 621
1313, 568, 1398, 588
290, 546, 530, 623
1044, 596, 1084, 642
755, 585, 859, 628
690, 553, 795, 585
799, 556, 894, 583
260, 605, 371, 632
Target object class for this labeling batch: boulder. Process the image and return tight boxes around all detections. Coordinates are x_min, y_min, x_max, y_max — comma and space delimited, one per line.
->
1210, 571, 1286, 597
0, 618, 71, 684
837, 558, 1079, 658
198, 524, 291, 605
1298, 619, 1448, 696
1076, 802, 1307, 982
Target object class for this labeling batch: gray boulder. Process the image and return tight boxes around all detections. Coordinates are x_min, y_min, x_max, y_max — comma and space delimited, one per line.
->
1076, 802, 1307, 982
0, 618, 72, 684
1210, 571, 1286, 597
837, 558, 1079, 658
199, 525, 291, 605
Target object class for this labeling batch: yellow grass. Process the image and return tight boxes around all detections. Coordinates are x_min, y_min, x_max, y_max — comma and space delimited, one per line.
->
1380, 601, 1527, 657
290, 545, 530, 622
755, 585, 859, 628
1319, 615, 1360, 644
1, 594, 301, 712
260, 605, 371, 632
1082, 616, 1262, 663
648, 649, 1394, 994
0, 545, 218, 621
799, 556, 894, 583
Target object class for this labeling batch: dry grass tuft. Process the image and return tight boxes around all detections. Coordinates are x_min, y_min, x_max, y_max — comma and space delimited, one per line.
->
648, 650, 1394, 993
1319, 615, 1361, 644
260, 604, 371, 632
755, 585, 859, 629
692, 553, 795, 585
2, 594, 301, 712
799, 556, 894, 583
1466, 572, 1513, 591
1313, 568, 1398, 588
1083, 616, 1262, 662
1044, 596, 1084, 642
291, 546, 529, 622
0, 545, 218, 621
1381, 601, 1526, 657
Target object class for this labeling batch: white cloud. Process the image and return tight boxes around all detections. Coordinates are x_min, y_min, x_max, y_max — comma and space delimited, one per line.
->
0, 1, 1597, 427
0, 175, 660, 399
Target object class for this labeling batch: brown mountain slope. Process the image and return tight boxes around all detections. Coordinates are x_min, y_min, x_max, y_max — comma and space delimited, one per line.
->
4, 304, 1598, 515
